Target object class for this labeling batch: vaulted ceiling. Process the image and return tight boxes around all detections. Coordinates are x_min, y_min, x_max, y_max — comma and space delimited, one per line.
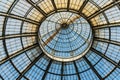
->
0, 0, 120, 80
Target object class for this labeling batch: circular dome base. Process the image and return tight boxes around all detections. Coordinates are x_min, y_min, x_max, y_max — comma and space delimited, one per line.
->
38, 12, 93, 62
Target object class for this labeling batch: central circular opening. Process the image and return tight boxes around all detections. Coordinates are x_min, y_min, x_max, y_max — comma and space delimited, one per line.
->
61, 23, 68, 29
38, 12, 93, 62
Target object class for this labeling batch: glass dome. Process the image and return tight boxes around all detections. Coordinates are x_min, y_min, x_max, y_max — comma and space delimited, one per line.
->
0, 0, 120, 80
39, 12, 93, 62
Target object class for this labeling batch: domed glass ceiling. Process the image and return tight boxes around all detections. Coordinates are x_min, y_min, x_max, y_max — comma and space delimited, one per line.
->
0, 0, 120, 80
39, 12, 92, 62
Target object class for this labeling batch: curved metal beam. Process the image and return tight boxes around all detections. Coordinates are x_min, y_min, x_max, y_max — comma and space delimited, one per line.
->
26, 0, 47, 17
90, 48, 120, 68
93, 23, 120, 29
41, 59, 52, 80
88, 0, 120, 20
95, 37, 120, 46
83, 56, 103, 80
0, 33, 37, 40
0, 12, 39, 25
16, 53, 44, 80
67, 0, 70, 11
78, 0, 89, 13
73, 61, 81, 80
0, 43, 38, 65
0, 75, 4, 80
23, 76, 29, 80
103, 67, 116, 79
89, 0, 110, 28
61, 62, 64, 80
51, 0, 57, 12
1, 0, 22, 77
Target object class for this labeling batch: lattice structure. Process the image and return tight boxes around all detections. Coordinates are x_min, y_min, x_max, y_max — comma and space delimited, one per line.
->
0, 0, 120, 80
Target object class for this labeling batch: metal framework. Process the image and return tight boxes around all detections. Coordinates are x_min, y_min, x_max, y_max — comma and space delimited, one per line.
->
2, 0, 19, 71
73, 61, 81, 80
0, 43, 38, 65
89, 0, 110, 26
26, 0, 47, 17
0, 0, 120, 80
0, 75, 4, 80
67, 0, 70, 11
0, 12, 39, 25
17, 53, 44, 80
51, 0, 57, 12
0, 33, 37, 40
93, 23, 120, 29
90, 48, 120, 68
83, 56, 103, 80
61, 62, 64, 80
41, 59, 52, 80
88, 0, 120, 20
95, 37, 120, 47
78, 0, 89, 13
1, 0, 22, 78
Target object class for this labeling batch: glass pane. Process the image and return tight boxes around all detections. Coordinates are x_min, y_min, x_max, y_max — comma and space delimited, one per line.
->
26, 47, 42, 61
92, 0, 113, 8
22, 36, 36, 48
6, 38, 22, 55
38, 0, 54, 13
12, 53, 31, 72
92, 41, 108, 54
6, 18, 22, 35
0, 16, 4, 36
25, 65, 44, 80
95, 28, 109, 39
0, 61, 19, 80
11, 0, 31, 17
79, 69, 99, 80
55, 0, 68, 9
22, 22, 38, 33
86, 51, 101, 65
63, 62, 76, 74
69, 0, 84, 10
48, 61, 61, 74
75, 59, 90, 72
45, 73, 61, 80
35, 55, 50, 70
0, 0, 14, 12
105, 6, 120, 23
0, 40, 6, 61
105, 68, 120, 80
63, 75, 79, 80
27, 8, 44, 22
106, 44, 120, 63
95, 58, 115, 78
82, 2, 98, 17
90, 14, 107, 26
111, 27, 120, 42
